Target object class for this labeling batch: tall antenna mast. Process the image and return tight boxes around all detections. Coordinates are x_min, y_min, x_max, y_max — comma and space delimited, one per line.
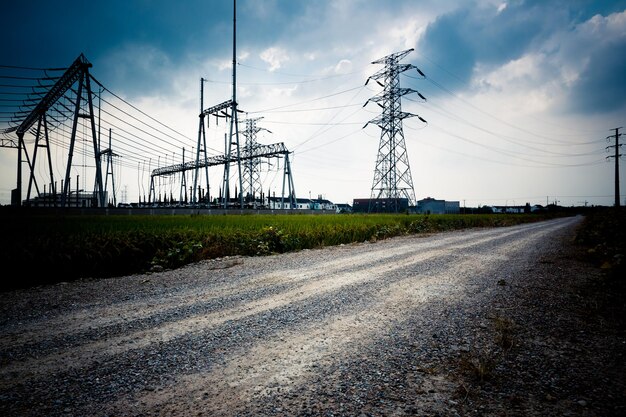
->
221, 0, 244, 208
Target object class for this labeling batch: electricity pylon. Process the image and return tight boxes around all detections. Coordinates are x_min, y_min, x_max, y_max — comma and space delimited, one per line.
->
241, 116, 271, 206
363, 48, 427, 213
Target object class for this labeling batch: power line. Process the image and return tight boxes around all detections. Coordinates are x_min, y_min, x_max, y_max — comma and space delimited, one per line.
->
247, 85, 364, 113
91, 76, 195, 145
0, 65, 66, 71
237, 61, 364, 79
414, 97, 604, 158
427, 122, 605, 168
403, 72, 603, 145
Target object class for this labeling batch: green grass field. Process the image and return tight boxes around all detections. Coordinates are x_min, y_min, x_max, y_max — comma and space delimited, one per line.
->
0, 211, 558, 291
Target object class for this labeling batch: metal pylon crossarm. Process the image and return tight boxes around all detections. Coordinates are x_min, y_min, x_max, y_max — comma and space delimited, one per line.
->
17, 54, 91, 136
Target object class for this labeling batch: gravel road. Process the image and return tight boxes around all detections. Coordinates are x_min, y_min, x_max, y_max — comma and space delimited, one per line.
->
1, 216, 624, 416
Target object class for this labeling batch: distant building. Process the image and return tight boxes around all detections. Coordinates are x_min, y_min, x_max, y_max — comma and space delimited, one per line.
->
416, 197, 460, 214
310, 198, 337, 211
335, 203, 352, 213
268, 196, 310, 210
24, 191, 106, 208
489, 204, 533, 214
352, 198, 410, 213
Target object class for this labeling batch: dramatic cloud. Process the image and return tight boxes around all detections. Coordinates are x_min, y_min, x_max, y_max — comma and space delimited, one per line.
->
418, 1, 626, 117
1, 0, 625, 207
557, 10, 626, 113
96, 44, 175, 98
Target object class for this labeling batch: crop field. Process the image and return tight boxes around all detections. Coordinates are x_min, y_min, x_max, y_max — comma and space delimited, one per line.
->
0, 211, 564, 291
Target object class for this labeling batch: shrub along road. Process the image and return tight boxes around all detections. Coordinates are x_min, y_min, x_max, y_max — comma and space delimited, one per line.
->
0, 215, 623, 416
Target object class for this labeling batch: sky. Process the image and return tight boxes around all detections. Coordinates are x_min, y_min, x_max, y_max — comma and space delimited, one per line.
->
1, 0, 626, 208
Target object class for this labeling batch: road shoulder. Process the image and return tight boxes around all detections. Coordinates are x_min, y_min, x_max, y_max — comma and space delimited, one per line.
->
451, 221, 626, 416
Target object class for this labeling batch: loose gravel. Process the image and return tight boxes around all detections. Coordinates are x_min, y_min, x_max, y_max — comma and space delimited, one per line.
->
0, 215, 624, 416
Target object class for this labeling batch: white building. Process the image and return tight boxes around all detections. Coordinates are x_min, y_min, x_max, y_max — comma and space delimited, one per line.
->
268, 196, 311, 210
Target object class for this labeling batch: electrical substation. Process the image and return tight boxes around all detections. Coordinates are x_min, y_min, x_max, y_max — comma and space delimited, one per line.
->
0, 1, 429, 214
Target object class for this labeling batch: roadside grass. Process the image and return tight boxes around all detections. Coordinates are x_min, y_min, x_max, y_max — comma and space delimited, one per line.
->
574, 207, 626, 331
574, 207, 625, 280
0, 211, 551, 291
454, 207, 625, 406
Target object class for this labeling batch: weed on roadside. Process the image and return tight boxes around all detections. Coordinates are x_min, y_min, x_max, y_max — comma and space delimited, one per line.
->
492, 315, 516, 352
459, 351, 496, 383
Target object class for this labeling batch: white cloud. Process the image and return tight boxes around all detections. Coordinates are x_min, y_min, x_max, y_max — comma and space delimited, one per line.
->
474, 53, 544, 90
388, 18, 425, 51
471, 55, 558, 116
267, 84, 299, 98
334, 59, 352, 74
260, 47, 290, 72
238, 51, 250, 62
216, 59, 232, 72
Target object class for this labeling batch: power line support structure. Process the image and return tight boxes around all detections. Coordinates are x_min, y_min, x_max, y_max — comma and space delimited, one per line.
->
363, 48, 427, 213
180, 147, 187, 204
222, 0, 244, 208
101, 128, 119, 207
606, 126, 623, 208
192, 77, 212, 205
149, 142, 296, 208
25, 113, 56, 206
149, 0, 297, 209
241, 116, 271, 207
12, 54, 105, 208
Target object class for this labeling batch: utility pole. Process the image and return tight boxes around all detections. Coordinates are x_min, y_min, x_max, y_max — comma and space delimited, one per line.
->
222, 0, 244, 209
606, 127, 623, 208
193, 78, 211, 206
363, 48, 427, 213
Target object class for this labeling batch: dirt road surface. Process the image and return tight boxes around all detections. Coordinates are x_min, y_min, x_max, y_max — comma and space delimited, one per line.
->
1, 216, 624, 416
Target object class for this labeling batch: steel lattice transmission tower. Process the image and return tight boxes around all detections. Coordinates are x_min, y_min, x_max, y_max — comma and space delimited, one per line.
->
363, 48, 427, 213
241, 116, 270, 206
